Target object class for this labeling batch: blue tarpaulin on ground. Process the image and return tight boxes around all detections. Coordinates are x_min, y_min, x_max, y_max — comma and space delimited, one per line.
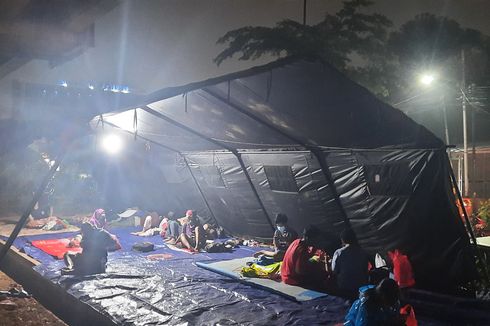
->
7, 227, 349, 325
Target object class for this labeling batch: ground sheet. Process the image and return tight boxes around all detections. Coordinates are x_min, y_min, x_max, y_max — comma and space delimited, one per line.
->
3, 227, 351, 325
196, 257, 328, 302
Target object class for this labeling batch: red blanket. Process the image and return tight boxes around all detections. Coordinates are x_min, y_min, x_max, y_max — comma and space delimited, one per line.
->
30, 238, 82, 259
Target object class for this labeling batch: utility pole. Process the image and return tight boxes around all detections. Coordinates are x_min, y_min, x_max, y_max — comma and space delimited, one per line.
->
303, 0, 307, 26
462, 48, 469, 197
471, 85, 476, 197
441, 94, 450, 145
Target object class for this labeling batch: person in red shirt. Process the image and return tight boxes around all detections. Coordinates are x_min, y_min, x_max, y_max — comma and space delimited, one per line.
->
281, 226, 329, 290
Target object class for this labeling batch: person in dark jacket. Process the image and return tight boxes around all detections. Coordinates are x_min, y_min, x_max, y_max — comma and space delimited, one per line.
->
62, 222, 116, 275
344, 278, 404, 326
331, 228, 369, 299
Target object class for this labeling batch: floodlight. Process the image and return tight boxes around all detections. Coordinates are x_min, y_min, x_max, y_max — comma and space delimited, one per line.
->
101, 134, 123, 155
420, 74, 435, 86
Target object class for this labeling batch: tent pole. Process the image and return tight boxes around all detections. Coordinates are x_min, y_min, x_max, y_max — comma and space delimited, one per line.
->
102, 121, 221, 228
201, 88, 352, 229
182, 155, 221, 228
446, 154, 478, 246
233, 149, 276, 231
446, 151, 490, 284
0, 150, 65, 265
141, 106, 276, 231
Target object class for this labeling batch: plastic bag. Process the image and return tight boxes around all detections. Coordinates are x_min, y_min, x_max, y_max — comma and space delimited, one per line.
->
400, 304, 418, 326
375, 253, 387, 268
388, 250, 415, 288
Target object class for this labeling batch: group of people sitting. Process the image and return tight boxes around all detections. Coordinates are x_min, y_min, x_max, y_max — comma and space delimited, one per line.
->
131, 209, 219, 253
252, 213, 416, 325
61, 207, 415, 324
62, 208, 220, 275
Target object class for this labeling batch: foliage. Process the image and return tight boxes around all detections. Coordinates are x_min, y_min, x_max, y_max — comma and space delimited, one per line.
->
477, 200, 490, 226
215, 0, 392, 73
389, 13, 483, 68
215, 5, 489, 100
0, 141, 101, 216
0, 147, 49, 214
387, 13, 487, 100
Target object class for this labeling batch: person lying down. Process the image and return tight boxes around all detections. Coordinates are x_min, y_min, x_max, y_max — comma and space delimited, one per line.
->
131, 212, 164, 237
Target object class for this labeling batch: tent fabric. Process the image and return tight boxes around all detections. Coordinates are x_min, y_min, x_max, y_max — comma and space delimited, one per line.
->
91, 57, 474, 291
137, 57, 443, 150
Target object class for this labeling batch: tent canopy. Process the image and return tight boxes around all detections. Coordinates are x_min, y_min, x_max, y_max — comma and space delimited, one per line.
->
91, 57, 473, 291
97, 57, 443, 152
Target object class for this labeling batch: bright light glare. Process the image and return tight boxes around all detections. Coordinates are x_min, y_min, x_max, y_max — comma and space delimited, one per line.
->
420, 74, 435, 86
101, 134, 123, 155
106, 110, 137, 132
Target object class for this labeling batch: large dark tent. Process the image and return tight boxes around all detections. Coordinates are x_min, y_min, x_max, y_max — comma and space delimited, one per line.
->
92, 57, 474, 291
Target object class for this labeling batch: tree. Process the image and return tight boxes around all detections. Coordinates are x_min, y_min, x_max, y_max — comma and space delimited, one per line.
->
215, 4, 490, 101
214, 0, 392, 96
388, 13, 487, 97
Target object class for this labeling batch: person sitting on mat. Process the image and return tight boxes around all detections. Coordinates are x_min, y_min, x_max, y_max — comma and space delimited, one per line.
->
165, 209, 193, 243
331, 228, 370, 299
281, 225, 329, 290
344, 278, 404, 326
254, 213, 298, 263
159, 211, 174, 238
203, 223, 219, 241
62, 222, 117, 275
131, 211, 161, 236
86, 208, 122, 250
173, 212, 205, 252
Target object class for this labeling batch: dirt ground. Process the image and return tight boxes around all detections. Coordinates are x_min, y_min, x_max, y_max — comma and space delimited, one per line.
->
0, 271, 66, 326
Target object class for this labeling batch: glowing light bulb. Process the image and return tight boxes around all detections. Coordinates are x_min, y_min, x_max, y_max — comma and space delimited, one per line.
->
101, 134, 123, 155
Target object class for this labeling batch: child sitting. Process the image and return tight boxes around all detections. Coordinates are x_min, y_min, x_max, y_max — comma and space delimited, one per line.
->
253, 213, 298, 262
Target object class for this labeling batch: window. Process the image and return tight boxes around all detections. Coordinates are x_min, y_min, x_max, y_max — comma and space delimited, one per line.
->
363, 162, 411, 196
263, 165, 298, 193
200, 165, 226, 188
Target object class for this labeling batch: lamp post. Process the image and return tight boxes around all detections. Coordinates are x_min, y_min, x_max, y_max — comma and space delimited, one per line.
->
418, 73, 450, 145
419, 50, 470, 197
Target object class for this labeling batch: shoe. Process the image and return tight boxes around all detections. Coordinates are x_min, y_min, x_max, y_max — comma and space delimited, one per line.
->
61, 268, 75, 275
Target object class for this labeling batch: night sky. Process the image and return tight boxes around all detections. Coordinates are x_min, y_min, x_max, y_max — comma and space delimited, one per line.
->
0, 0, 489, 129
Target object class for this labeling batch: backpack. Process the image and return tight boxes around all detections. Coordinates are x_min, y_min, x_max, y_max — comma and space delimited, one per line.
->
204, 242, 232, 253
132, 242, 154, 252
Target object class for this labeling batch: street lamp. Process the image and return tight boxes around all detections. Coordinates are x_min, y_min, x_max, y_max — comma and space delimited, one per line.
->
418, 72, 449, 145
418, 52, 469, 197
